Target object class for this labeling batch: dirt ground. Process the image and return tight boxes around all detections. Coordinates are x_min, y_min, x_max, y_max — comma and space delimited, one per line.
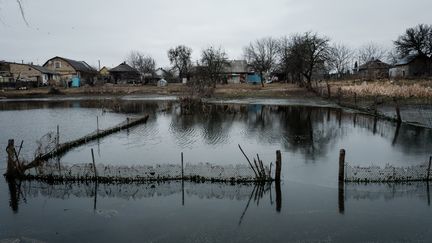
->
0, 83, 317, 99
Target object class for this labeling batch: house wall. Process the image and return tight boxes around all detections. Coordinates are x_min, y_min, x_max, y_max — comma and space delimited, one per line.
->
9, 63, 44, 82
110, 72, 141, 83
44, 57, 77, 82
359, 68, 389, 80
390, 58, 431, 79
389, 66, 408, 78
99, 67, 110, 76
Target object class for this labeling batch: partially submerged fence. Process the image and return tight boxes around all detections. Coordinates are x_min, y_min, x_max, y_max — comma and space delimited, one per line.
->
24, 162, 263, 183
5, 130, 281, 183
339, 149, 432, 183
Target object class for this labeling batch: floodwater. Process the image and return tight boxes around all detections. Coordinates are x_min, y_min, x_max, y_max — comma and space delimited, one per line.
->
1, 97, 432, 242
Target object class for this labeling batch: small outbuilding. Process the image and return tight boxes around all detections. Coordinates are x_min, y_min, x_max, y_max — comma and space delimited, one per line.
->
109, 62, 141, 84
389, 54, 431, 79
0, 61, 60, 87
157, 79, 168, 87
358, 59, 391, 80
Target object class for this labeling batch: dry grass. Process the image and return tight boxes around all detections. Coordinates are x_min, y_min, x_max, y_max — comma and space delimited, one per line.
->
338, 80, 432, 98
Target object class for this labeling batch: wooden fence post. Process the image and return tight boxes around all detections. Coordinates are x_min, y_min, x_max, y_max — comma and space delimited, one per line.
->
354, 92, 357, 106
339, 149, 346, 182
427, 156, 431, 181
275, 150, 282, 182
91, 148, 97, 178
181, 152, 184, 180
96, 116, 99, 134
6, 139, 16, 178
393, 97, 402, 124
56, 125, 60, 148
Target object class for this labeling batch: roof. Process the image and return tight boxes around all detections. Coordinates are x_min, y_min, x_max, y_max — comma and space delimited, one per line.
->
43, 56, 97, 73
109, 62, 140, 73
359, 59, 391, 70
30, 65, 59, 75
394, 54, 429, 66
0, 61, 59, 75
224, 60, 249, 73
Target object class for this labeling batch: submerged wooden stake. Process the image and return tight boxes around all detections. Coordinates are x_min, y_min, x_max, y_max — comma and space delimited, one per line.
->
181, 152, 184, 180
238, 144, 259, 178
275, 150, 281, 182
91, 148, 97, 178
339, 149, 346, 182
394, 98, 402, 124
56, 125, 60, 148
427, 156, 432, 181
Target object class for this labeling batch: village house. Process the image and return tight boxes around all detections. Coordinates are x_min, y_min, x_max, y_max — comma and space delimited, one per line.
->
358, 59, 391, 80
109, 62, 141, 84
0, 61, 60, 87
43, 56, 97, 86
99, 66, 110, 77
389, 54, 431, 79
222, 60, 252, 84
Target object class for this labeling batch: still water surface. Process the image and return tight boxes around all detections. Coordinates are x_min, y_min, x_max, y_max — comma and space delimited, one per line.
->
0, 97, 431, 242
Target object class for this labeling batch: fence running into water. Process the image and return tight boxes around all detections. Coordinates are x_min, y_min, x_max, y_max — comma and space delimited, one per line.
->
339, 149, 432, 183
25, 162, 262, 182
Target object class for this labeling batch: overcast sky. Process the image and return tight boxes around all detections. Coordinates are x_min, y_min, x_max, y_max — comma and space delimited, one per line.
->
1, 0, 432, 68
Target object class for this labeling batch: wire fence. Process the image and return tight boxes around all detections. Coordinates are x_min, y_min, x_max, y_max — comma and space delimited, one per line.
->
19, 180, 260, 201
345, 161, 431, 182
25, 162, 260, 182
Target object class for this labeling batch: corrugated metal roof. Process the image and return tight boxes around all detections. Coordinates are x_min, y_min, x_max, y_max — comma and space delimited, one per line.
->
109, 63, 140, 73
394, 54, 420, 66
358, 59, 391, 70
223, 60, 250, 73
30, 65, 59, 75
44, 57, 97, 73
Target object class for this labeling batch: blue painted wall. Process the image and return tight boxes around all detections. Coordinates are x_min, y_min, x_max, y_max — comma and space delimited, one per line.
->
247, 74, 261, 84
71, 77, 80, 87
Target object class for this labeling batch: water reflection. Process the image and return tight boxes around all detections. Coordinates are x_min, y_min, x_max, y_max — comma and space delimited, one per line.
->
6, 179, 282, 216
2, 99, 432, 168
339, 182, 431, 213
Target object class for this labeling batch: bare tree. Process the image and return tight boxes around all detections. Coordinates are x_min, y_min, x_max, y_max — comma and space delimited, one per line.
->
168, 45, 193, 82
244, 37, 279, 87
199, 46, 229, 88
328, 43, 354, 78
358, 42, 387, 64
286, 32, 331, 88
127, 51, 156, 77
386, 48, 401, 65
394, 24, 432, 57
278, 36, 300, 82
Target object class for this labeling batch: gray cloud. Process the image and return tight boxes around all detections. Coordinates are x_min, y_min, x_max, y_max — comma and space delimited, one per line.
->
1, 0, 431, 68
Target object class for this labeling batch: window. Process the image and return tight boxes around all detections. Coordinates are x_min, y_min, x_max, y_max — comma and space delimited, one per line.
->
54, 61, 61, 69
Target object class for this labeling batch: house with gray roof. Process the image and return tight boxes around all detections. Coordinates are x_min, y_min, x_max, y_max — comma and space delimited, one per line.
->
358, 59, 391, 80
109, 62, 141, 84
389, 54, 431, 79
0, 61, 60, 87
43, 56, 97, 86
222, 60, 253, 84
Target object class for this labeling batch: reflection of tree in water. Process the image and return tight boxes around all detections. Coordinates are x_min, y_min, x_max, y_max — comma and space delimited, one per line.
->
275, 107, 345, 160
169, 104, 235, 147
6, 99, 430, 161
346, 112, 432, 153
345, 182, 430, 204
